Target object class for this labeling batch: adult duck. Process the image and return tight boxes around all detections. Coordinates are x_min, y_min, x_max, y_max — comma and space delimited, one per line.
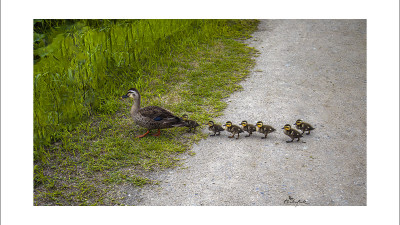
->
122, 88, 186, 137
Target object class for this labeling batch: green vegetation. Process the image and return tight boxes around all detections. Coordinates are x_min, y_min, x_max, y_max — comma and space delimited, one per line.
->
34, 19, 259, 205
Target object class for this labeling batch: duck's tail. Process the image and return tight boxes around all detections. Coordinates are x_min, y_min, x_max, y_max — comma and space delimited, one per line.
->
170, 116, 187, 127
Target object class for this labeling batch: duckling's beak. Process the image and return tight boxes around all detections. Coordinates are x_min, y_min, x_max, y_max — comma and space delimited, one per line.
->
121, 95, 128, 99
223, 124, 226, 126
281, 127, 285, 129
293, 123, 296, 125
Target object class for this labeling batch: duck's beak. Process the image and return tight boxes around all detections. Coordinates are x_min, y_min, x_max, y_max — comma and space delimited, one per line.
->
281, 127, 285, 129
121, 95, 128, 99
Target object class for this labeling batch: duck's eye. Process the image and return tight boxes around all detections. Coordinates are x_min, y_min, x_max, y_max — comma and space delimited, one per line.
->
129, 91, 137, 97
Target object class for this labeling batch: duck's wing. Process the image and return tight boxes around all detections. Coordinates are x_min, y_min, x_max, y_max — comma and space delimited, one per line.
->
291, 129, 303, 137
304, 123, 315, 130
216, 125, 225, 131
266, 125, 276, 132
139, 106, 183, 123
236, 126, 244, 133
190, 120, 200, 127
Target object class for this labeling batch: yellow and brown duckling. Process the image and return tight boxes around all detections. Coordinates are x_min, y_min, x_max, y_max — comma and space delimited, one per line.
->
294, 119, 315, 135
282, 124, 303, 143
224, 121, 244, 139
241, 120, 257, 137
208, 121, 225, 136
182, 114, 200, 133
256, 121, 276, 139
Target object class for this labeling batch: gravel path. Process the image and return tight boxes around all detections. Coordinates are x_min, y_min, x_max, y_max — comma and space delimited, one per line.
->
122, 20, 366, 206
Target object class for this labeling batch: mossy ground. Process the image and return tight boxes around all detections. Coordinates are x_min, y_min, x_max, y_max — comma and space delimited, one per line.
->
34, 19, 259, 205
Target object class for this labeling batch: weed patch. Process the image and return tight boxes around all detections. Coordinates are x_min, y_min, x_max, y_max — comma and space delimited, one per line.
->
34, 19, 259, 205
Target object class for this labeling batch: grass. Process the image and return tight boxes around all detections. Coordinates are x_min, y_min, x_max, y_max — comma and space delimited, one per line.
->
34, 19, 259, 205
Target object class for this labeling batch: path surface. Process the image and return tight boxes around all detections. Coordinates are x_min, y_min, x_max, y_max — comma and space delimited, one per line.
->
122, 20, 366, 206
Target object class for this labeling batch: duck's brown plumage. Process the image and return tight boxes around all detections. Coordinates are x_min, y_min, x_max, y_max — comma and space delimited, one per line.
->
282, 124, 303, 143
122, 88, 185, 137
294, 119, 315, 135
241, 121, 257, 137
208, 121, 224, 136
256, 121, 276, 139
182, 114, 200, 133
225, 121, 243, 139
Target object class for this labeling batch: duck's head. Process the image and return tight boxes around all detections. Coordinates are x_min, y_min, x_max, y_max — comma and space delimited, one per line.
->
224, 121, 233, 127
122, 88, 140, 100
182, 114, 189, 121
256, 121, 264, 128
208, 121, 215, 127
294, 119, 303, 126
282, 124, 292, 130
241, 120, 248, 127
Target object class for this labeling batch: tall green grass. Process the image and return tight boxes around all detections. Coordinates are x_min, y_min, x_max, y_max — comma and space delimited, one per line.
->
33, 19, 259, 205
34, 19, 252, 156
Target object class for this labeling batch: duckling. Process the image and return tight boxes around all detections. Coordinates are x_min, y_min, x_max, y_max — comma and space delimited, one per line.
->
256, 121, 276, 139
294, 119, 315, 135
241, 120, 257, 137
181, 114, 200, 133
121, 88, 186, 138
224, 121, 244, 139
282, 124, 303, 143
208, 121, 225, 136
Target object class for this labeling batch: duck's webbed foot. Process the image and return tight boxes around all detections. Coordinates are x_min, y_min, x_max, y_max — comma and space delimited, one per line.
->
137, 130, 150, 138
152, 129, 161, 137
